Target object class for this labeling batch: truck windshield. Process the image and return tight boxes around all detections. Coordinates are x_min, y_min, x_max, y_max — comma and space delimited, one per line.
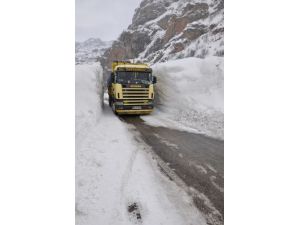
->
116, 71, 152, 84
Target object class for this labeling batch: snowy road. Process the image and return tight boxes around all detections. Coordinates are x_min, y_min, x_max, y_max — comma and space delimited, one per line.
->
122, 116, 224, 225
76, 63, 207, 225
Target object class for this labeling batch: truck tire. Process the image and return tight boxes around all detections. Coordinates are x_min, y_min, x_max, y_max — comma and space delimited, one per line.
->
109, 96, 112, 107
112, 102, 118, 115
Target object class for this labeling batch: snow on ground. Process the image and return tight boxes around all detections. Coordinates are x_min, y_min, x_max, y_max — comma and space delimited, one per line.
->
75, 63, 206, 225
142, 56, 224, 139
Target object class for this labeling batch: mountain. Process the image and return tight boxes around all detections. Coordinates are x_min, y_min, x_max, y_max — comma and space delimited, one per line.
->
101, 0, 223, 73
75, 38, 113, 64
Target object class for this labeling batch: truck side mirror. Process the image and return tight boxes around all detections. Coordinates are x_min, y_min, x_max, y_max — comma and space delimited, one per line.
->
153, 76, 157, 84
110, 72, 116, 83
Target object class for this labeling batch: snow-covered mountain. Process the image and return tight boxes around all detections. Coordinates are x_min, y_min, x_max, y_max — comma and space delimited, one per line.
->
75, 38, 112, 64
101, 0, 223, 72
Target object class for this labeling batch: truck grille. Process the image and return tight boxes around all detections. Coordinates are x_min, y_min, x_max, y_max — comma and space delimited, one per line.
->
122, 88, 150, 105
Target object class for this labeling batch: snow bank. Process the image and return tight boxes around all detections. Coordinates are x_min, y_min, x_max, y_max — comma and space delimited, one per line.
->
76, 63, 206, 225
143, 57, 224, 139
75, 63, 102, 139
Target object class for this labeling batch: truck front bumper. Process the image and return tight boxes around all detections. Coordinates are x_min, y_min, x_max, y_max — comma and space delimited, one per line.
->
115, 109, 153, 115
114, 101, 154, 115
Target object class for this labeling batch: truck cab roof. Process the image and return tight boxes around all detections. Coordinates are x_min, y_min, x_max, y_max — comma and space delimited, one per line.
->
112, 61, 151, 72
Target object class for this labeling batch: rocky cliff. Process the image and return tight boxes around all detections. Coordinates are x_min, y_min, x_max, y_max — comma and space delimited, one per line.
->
101, 0, 223, 73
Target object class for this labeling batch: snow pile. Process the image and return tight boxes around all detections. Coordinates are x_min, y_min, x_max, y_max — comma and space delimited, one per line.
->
76, 63, 206, 225
75, 63, 102, 139
143, 56, 223, 139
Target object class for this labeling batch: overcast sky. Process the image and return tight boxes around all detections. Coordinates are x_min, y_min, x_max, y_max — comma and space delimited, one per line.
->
76, 0, 142, 42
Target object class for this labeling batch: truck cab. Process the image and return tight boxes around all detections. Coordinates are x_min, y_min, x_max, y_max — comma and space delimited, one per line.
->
107, 61, 157, 115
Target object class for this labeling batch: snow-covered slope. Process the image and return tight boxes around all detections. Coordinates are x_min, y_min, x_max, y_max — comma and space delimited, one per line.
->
143, 56, 224, 139
76, 63, 207, 225
133, 0, 224, 62
76, 38, 112, 64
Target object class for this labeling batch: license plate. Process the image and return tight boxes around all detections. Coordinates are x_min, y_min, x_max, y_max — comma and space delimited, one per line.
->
132, 106, 142, 110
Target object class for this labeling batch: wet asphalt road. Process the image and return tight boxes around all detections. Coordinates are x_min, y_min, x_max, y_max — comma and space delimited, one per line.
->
122, 116, 224, 224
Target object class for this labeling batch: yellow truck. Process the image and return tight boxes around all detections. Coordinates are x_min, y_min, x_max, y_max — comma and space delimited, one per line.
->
107, 61, 157, 115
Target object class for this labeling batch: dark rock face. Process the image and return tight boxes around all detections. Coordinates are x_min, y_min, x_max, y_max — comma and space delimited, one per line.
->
101, 0, 224, 77
163, 16, 189, 44
171, 42, 185, 53
183, 3, 209, 20
119, 31, 152, 58
183, 24, 208, 41
157, 15, 172, 30
131, 0, 168, 28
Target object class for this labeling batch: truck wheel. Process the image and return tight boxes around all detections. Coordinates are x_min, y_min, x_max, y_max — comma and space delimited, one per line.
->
112, 102, 117, 115
109, 96, 112, 107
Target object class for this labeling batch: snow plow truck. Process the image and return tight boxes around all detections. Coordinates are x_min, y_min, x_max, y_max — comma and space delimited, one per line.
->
107, 61, 157, 115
